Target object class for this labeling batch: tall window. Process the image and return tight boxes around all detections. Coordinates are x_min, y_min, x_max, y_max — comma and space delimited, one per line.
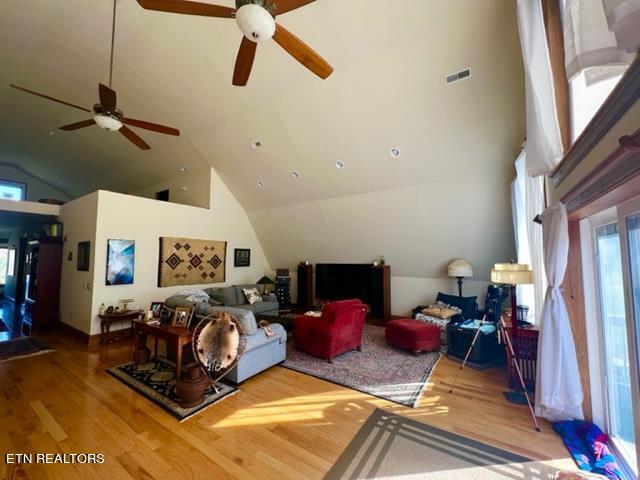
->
0, 180, 26, 201
583, 197, 640, 475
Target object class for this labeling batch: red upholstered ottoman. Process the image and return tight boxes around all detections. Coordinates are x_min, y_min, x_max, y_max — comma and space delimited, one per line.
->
386, 318, 441, 354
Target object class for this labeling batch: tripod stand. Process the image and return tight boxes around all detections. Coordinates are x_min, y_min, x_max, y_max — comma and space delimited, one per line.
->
449, 315, 541, 432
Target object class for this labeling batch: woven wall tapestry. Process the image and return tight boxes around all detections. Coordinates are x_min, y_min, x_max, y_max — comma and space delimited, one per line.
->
158, 237, 227, 287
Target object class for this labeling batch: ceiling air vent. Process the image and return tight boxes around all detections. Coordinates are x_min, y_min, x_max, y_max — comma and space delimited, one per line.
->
446, 68, 471, 85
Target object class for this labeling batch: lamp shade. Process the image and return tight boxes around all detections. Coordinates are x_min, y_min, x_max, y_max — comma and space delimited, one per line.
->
256, 275, 275, 286
491, 263, 533, 285
447, 259, 473, 278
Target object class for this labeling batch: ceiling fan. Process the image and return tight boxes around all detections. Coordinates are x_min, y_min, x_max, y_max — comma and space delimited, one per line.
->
136, 0, 334, 86
9, 1, 180, 150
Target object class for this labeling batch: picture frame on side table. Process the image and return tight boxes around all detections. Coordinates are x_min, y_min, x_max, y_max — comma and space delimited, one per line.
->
150, 302, 164, 319
171, 306, 191, 328
234, 248, 251, 267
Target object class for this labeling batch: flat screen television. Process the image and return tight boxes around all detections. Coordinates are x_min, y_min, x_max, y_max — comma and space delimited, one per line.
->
315, 263, 372, 303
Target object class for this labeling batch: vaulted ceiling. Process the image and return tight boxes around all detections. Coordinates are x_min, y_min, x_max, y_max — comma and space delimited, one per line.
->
0, 0, 523, 211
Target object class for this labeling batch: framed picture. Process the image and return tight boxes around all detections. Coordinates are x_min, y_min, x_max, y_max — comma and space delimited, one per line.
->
234, 248, 251, 267
159, 305, 173, 326
171, 306, 191, 328
106, 239, 135, 286
150, 302, 164, 319
77, 241, 91, 271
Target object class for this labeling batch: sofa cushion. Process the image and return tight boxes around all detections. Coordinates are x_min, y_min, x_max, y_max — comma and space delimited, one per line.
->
436, 292, 478, 319
242, 301, 279, 315
242, 287, 262, 305
234, 284, 264, 301
208, 286, 238, 306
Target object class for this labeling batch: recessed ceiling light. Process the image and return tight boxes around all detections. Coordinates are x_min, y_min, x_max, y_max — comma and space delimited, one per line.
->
257, 180, 264, 187
291, 170, 301, 179
335, 161, 345, 169
178, 166, 189, 173
250, 141, 262, 150
390, 147, 401, 158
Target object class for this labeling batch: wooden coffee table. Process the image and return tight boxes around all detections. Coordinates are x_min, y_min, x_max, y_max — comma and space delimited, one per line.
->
132, 320, 193, 381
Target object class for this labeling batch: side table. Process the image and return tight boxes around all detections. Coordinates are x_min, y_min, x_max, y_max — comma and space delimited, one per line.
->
99, 310, 143, 345
132, 320, 193, 381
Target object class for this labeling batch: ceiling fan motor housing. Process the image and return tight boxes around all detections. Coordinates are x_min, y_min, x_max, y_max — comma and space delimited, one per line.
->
236, 2, 276, 43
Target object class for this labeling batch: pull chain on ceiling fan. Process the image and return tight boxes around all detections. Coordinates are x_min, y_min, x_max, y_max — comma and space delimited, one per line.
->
10, 0, 180, 151
136, 0, 334, 86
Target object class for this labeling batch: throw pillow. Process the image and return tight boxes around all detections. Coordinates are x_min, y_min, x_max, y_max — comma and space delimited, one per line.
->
421, 303, 460, 319
243, 287, 262, 305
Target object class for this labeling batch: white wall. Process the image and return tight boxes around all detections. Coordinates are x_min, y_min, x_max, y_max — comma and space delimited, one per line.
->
58, 168, 272, 335
252, 171, 514, 316
131, 167, 212, 209
0, 164, 69, 202
58, 191, 99, 333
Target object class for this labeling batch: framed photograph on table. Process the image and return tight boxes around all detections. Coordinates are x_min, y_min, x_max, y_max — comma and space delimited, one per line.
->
234, 248, 251, 267
171, 306, 191, 328
150, 302, 164, 319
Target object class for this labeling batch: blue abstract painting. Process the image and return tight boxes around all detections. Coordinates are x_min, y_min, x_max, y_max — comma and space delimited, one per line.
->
106, 239, 135, 286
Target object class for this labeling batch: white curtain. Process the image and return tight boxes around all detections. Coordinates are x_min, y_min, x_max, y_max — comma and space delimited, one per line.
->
563, 0, 639, 81
517, 0, 565, 177
511, 149, 547, 324
535, 202, 584, 420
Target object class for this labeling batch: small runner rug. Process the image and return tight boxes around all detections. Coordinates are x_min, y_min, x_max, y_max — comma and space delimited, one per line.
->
282, 324, 440, 408
107, 357, 237, 421
0, 337, 54, 362
326, 408, 559, 479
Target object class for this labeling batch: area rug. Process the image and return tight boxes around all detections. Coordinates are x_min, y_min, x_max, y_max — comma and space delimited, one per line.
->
325, 408, 559, 479
282, 324, 440, 407
0, 337, 54, 362
158, 236, 227, 287
106, 357, 237, 421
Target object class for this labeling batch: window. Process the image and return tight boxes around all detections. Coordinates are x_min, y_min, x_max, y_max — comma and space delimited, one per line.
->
0, 179, 26, 201
0, 248, 8, 286
582, 198, 640, 475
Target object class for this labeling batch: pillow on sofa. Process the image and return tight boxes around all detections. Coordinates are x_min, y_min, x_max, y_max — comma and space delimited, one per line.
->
435, 292, 478, 319
207, 286, 238, 306
234, 284, 264, 303
243, 287, 262, 305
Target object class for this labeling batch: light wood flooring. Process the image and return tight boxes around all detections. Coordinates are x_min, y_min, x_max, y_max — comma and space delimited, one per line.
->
0, 330, 575, 479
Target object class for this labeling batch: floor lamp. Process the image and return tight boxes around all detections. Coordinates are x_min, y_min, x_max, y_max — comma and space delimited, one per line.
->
490, 263, 533, 338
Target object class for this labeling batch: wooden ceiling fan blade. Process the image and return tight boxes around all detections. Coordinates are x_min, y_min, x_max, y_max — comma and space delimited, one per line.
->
268, 0, 315, 16
59, 119, 96, 131
273, 24, 333, 79
10, 84, 92, 112
136, 0, 235, 18
122, 118, 180, 136
233, 37, 258, 86
120, 125, 151, 150
99, 83, 117, 112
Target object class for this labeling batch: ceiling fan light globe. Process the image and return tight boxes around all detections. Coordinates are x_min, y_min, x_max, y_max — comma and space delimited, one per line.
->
93, 114, 123, 132
236, 4, 275, 43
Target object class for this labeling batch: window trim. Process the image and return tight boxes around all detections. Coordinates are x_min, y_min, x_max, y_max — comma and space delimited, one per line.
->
0, 178, 27, 201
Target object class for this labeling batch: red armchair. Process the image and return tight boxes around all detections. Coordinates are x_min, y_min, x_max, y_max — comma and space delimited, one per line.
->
294, 299, 367, 363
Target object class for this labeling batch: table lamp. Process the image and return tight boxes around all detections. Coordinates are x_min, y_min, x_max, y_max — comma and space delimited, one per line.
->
447, 259, 473, 296
490, 263, 533, 336
256, 275, 275, 294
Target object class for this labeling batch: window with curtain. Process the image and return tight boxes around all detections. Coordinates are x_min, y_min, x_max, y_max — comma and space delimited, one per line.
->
561, 0, 639, 140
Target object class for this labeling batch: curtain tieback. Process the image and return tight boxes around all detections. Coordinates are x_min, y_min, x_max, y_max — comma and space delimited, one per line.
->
548, 285, 563, 300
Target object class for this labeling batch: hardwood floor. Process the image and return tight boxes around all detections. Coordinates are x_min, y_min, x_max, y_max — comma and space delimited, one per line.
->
0, 331, 576, 479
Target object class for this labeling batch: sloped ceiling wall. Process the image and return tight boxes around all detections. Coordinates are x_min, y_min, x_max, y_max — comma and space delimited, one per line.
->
0, 0, 524, 300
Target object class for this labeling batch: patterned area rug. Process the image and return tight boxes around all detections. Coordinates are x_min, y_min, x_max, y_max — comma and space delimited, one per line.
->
282, 324, 440, 407
0, 337, 54, 361
107, 357, 237, 421
326, 408, 559, 479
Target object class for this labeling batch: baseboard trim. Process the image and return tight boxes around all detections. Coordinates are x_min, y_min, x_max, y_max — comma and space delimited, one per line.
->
59, 322, 102, 346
